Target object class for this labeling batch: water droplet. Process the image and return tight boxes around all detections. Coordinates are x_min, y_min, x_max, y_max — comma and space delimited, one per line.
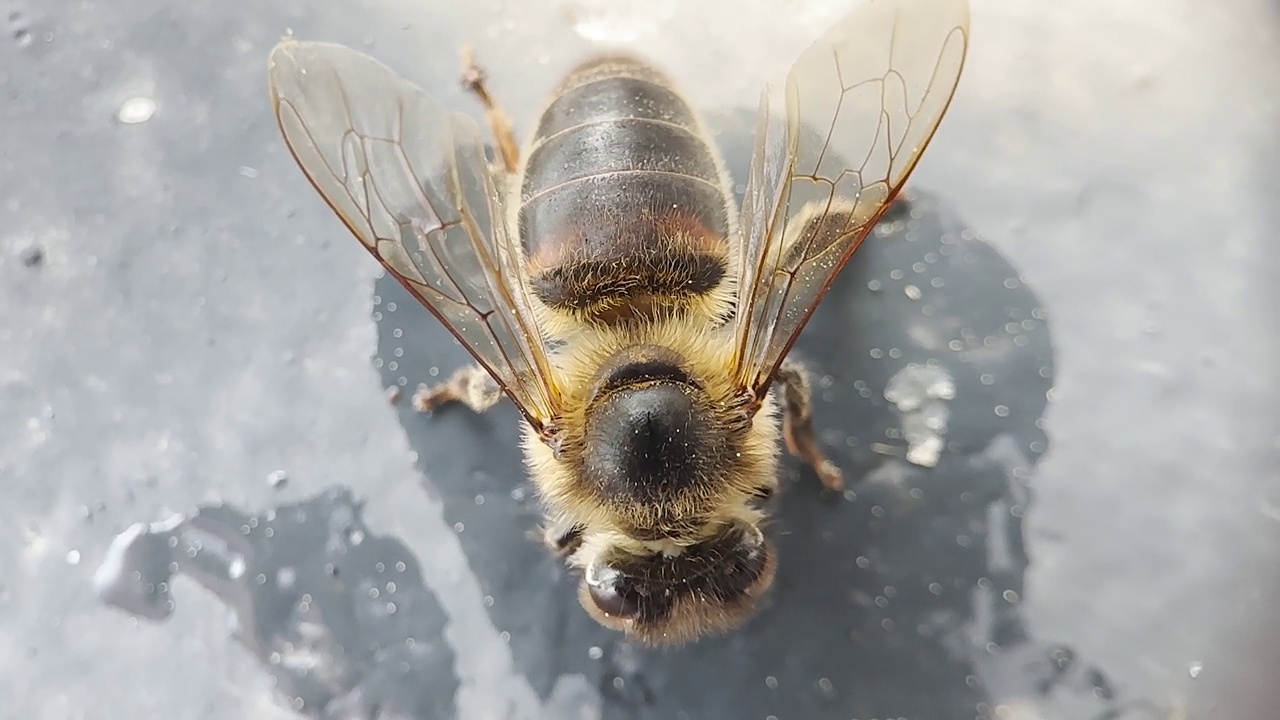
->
117, 96, 157, 124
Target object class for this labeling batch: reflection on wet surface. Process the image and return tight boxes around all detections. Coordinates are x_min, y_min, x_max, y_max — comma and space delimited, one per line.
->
97, 488, 458, 718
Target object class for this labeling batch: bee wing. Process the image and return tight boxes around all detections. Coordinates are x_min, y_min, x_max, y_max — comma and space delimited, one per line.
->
267, 40, 562, 432
732, 0, 969, 396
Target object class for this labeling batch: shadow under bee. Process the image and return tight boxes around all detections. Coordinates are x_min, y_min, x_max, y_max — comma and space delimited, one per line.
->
370, 107, 1151, 720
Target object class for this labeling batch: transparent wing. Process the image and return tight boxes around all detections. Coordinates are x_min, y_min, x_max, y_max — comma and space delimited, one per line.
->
267, 40, 562, 431
733, 0, 969, 396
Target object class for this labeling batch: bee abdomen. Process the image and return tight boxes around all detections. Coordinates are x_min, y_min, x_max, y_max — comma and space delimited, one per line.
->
520, 170, 729, 311
533, 56, 702, 141
519, 55, 732, 320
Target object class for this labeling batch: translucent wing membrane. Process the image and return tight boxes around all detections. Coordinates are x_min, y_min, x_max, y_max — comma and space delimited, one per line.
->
267, 40, 561, 430
733, 0, 969, 396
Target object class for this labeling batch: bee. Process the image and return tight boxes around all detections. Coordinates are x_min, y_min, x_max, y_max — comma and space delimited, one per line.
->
266, 0, 969, 645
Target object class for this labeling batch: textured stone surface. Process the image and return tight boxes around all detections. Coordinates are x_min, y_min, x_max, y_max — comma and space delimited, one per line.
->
3, 0, 1277, 718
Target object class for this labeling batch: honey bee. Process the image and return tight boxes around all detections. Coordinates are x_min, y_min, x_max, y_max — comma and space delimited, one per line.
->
266, 0, 968, 645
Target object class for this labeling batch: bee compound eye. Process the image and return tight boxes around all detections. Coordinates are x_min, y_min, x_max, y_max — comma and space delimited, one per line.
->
585, 564, 641, 620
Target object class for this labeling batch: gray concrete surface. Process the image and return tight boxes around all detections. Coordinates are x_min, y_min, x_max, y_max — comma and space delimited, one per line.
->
3, 0, 1277, 718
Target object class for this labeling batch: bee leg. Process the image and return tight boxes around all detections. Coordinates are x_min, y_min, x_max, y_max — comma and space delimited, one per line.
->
776, 359, 844, 491
412, 364, 502, 414
459, 46, 520, 173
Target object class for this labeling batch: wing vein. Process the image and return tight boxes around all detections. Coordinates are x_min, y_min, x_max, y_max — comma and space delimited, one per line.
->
267, 39, 562, 431
731, 0, 969, 396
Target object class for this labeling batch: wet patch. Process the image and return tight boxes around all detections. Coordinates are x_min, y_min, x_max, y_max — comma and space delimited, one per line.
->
96, 487, 460, 719
367, 105, 1157, 718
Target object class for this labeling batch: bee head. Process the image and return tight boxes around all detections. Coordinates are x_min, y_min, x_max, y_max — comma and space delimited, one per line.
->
575, 520, 777, 645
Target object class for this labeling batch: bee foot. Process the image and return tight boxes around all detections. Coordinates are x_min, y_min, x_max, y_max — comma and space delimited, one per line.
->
412, 364, 501, 414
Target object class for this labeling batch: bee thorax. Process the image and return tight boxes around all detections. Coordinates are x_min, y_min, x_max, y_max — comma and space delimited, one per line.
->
583, 381, 710, 505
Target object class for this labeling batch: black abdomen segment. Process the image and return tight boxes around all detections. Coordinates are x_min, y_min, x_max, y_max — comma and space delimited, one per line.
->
518, 56, 731, 317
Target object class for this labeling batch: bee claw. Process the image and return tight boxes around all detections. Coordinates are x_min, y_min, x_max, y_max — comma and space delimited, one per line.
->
459, 46, 486, 90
